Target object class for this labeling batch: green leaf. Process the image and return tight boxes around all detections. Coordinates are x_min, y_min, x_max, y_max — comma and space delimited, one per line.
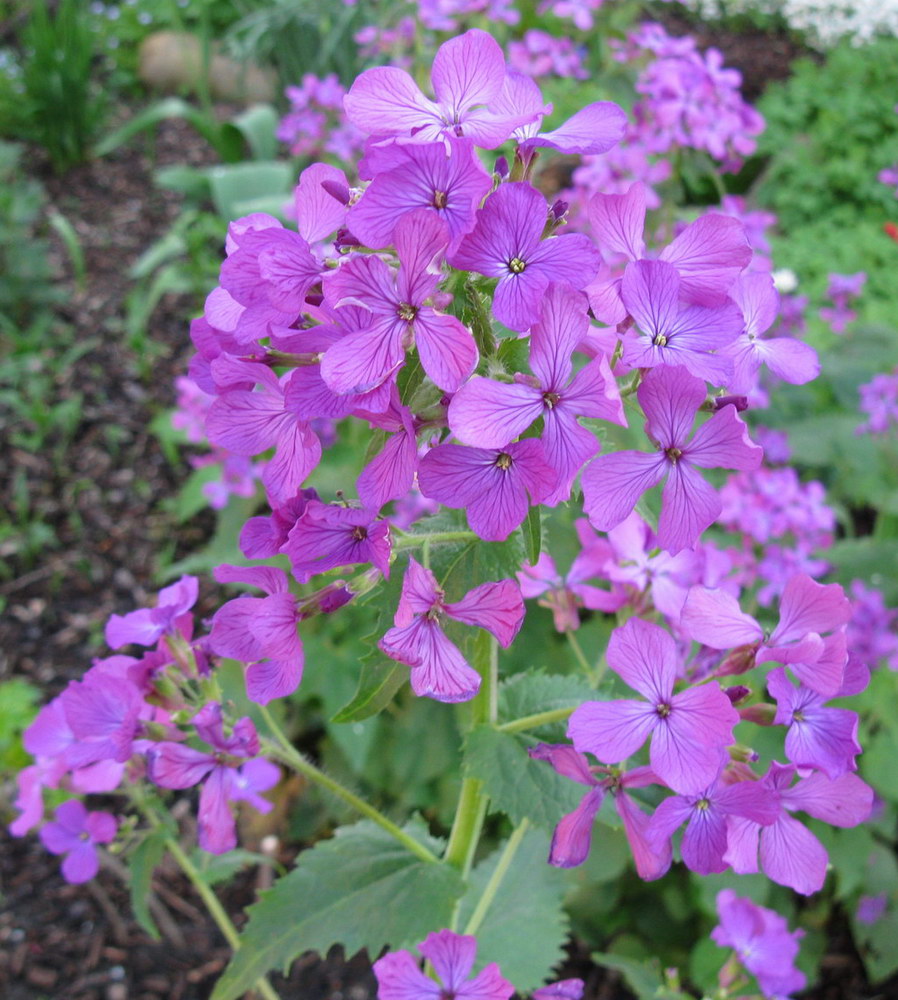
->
463, 725, 584, 828
332, 647, 408, 723
211, 820, 463, 1000
593, 953, 684, 1000
498, 670, 593, 733
191, 847, 276, 886
455, 828, 569, 990
523, 504, 541, 565
227, 104, 280, 161
128, 828, 168, 940
207, 162, 295, 221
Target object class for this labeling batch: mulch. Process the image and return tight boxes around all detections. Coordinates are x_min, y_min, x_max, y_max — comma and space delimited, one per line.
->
0, 22, 889, 1000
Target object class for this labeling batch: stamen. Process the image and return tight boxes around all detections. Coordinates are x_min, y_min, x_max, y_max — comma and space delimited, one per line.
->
397, 302, 418, 322
432, 190, 447, 209
508, 257, 526, 274
495, 452, 513, 470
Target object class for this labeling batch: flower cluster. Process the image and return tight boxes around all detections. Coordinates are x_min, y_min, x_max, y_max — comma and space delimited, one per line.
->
277, 73, 366, 162
857, 366, 898, 435
818, 271, 866, 335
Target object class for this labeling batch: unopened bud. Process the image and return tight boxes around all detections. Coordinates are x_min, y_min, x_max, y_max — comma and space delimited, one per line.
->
550, 198, 569, 222
723, 684, 751, 705
334, 227, 362, 251
494, 155, 509, 180
713, 393, 749, 413
321, 179, 351, 205
729, 743, 761, 763
739, 702, 777, 726
717, 644, 758, 676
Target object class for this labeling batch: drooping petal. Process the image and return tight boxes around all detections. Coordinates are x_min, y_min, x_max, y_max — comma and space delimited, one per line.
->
445, 579, 524, 647
547, 787, 605, 868
685, 406, 763, 471
344, 66, 442, 139
381, 617, 481, 703
244, 657, 304, 705
414, 309, 479, 393
771, 575, 852, 646
760, 814, 828, 895
521, 101, 627, 156
581, 450, 667, 533
293, 163, 349, 244
373, 950, 442, 1000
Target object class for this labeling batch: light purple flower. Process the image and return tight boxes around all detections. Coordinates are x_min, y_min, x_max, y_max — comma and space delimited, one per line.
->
418, 438, 557, 541
450, 182, 601, 332
568, 618, 739, 795
58, 668, 146, 770
819, 271, 866, 335
344, 29, 535, 149
209, 565, 304, 705
712, 889, 806, 999
281, 500, 392, 582
40, 800, 117, 884
380, 557, 524, 702
105, 575, 198, 650
356, 392, 420, 513
532, 980, 585, 1000
322, 209, 477, 394
581, 365, 763, 554
348, 138, 492, 253
448, 282, 625, 503
373, 928, 514, 1000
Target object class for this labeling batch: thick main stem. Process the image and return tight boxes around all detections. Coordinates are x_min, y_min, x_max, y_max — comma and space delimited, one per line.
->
444, 631, 497, 880
259, 706, 438, 865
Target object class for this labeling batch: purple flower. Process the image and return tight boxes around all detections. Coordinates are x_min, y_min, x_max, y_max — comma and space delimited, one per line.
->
567, 618, 739, 795
418, 438, 557, 541
767, 665, 864, 779
344, 29, 534, 149
373, 928, 514, 1000
581, 365, 763, 554
209, 565, 304, 705
281, 500, 392, 582
819, 271, 866, 335
724, 763, 873, 895
380, 557, 524, 702
680, 574, 852, 696
58, 668, 146, 770
646, 774, 779, 875
450, 182, 601, 332
448, 282, 625, 504
723, 272, 819, 392
322, 209, 477, 394
147, 703, 279, 854
348, 138, 492, 253
105, 575, 198, 650
712, 889, 806, 998
40, 800, 117, 883
857, 366, 898, 437
532, 980, 585, 1000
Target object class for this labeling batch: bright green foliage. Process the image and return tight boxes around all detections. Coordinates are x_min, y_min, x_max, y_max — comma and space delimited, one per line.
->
211, 819, 464, 1000
0, 678, 40, 772
128, 827, 169, 940
456, 828, 569, 991
498, 670, 595, 735
463, 726, 584, 828
0, 0, 106, 172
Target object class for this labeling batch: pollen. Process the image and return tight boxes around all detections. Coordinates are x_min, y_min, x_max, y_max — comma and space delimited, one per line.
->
397, 302, 418, 322
508, 256, 526, 274
495, 452, 513, 470
655, 702, 672, 718
543, 391, 560, 408
653, 333, 668, 347
695, 798, 710, 811
432, 189, 448, 209
665, 446, 682, 463
351, 526, 368, 541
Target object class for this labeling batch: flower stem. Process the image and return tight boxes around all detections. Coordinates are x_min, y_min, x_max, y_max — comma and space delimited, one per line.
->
444, 631, 497, 880
463, 818, 530, 937
496, 705, 575, 734
393, 529, 478, 550
565, 628, 593, 678
258, 706, 439, 865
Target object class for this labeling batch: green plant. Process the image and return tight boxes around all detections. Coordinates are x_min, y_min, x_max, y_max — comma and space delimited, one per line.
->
0, 0, 107, 172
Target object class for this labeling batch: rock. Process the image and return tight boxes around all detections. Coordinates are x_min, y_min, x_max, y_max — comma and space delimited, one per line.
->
138, 31, 276, 104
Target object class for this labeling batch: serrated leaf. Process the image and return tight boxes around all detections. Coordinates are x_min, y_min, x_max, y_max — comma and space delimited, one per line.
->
523, 505, 541, 565
211, 820, 463, 1000
128, 827, 168, 939
498, 670, 594, 733
463, 726, 584, 828
455, 828, 568, 990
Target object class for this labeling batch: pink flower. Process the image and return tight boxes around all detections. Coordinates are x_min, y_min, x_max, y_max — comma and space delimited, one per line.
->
40, 800, 117, 884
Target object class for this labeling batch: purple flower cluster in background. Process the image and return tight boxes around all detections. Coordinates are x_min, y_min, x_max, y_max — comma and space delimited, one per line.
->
857, 366, 898, 435
818, 271, 866, 335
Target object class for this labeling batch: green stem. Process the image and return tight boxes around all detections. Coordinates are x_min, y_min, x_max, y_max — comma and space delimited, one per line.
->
258, 706, 438, 865
393, 530, 477, 550
497, 706, 575, 735
463, 818, 530, 937
135, 799, 280, 1000
565, 629, 592, 679
444, 632, 497, 878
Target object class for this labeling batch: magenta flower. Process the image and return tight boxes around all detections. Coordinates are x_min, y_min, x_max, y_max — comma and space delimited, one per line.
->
568, 618, 739, 795
680, 574, 853, 696
281, 500, 392, 582
449, 183, 601, 331
380, 557, 523, 702
418, 438, 557, 541
209, 564, 304, 705
767, 664, 864, 779
344, 29, 533, 149
712, 889, 806, 999
205, 360, 322, 505
616, 259, 743, 384
355, 392, 419, 513
321, 209, 477, 394
292, 162, 350, 245
724, 763, 873, 895
723, 272, 819, 393
646, 774, 779, 875
105, 575, 198, 650
373, 928, 514, 1000
532, 980, 585, 1000
581, 365, 763, 554
240, 489, 319, 560
58, 668, 146, 770
147, 703, 279, 854
348, 138, 492, 252
448, 282, 625, 504
40, 800, 117, 884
